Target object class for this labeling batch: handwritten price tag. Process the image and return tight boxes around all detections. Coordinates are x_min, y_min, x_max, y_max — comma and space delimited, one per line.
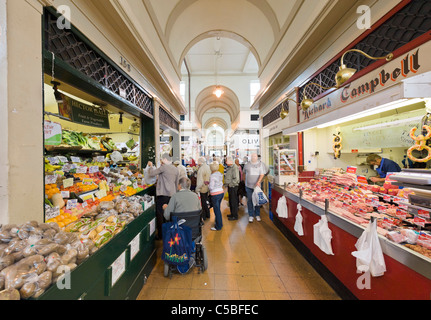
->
63, 178, 74, 189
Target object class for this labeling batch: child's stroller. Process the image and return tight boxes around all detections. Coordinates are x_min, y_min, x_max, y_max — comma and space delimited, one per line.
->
163, 210, 208, 278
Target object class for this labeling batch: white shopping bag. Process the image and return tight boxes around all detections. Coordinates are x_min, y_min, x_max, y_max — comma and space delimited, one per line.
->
294, 204, 304, 236
143, 166, 157, 185
313, 215, 334, 255
276, 196, 288, 218
252, 186, 268, 207
351, 219, 386, 277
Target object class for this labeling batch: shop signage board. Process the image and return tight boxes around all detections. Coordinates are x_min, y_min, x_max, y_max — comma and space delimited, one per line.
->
44, 121, 62, 146
299, 42, 427, 124
58, 93, 110, 129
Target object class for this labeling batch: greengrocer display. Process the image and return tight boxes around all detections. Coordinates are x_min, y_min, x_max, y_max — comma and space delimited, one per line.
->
283, 168, 431, 260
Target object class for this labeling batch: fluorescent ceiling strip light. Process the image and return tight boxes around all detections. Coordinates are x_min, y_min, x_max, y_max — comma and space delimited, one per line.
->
353, 115, 423, 131
316, 98, 424, 129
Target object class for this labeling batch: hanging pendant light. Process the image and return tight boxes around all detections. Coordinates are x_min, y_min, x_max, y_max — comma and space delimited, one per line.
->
300, 82, 335, 111
335, 49, 393, 88
280, 98, 297, 119
213, 86, 224, 98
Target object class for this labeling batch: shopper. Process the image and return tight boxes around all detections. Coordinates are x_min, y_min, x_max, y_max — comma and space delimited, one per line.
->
195, 157, 212, 220
235, 158, 246, 206
366, 154, 401, 183
243, 153, 267, 222
163, 177, 201, 221
173, 160, 187, 179
147, 153, 180, 239
225, 156, 240, 220
209, 162, 224, 231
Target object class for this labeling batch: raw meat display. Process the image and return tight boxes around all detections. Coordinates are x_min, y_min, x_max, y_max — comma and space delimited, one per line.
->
281, 177, 431, 260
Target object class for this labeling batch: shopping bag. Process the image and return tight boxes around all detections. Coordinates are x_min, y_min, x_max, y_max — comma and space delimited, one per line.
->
162, 216, 194, 266
276, 196, 288, 218
252, 186, 268, 207
294, 204, 304, 236
313, 215, 334, 255
144, 165, 157, 185
351, 219, 386, 277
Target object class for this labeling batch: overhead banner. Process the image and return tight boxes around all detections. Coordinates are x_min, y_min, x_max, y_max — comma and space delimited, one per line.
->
58, 93, 110, 129
299, 41, 428, 123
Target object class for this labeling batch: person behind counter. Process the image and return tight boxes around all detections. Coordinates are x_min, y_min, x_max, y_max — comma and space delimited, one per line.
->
366, 154, 401, 183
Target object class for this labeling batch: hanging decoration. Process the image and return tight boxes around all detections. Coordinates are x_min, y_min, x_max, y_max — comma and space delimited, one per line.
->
332, 127, 342, 159
407, 125, 431, 163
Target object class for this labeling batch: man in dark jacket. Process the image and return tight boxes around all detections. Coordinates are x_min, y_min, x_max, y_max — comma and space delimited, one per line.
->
224, 156, 240, 220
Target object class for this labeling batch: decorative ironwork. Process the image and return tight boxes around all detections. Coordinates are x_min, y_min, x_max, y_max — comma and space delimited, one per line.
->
159, 107, 180, 131
299, 0, 431, 102
263, 100, 288, 127
44, 10, 153, 116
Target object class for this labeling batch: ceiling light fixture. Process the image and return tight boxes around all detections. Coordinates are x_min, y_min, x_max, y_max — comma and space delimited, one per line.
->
213, 86, 224, 98
335, 49, 394, 88
300, 82, 335, 111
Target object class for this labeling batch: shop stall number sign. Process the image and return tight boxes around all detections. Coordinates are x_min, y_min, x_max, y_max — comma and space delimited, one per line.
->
130, 233, 141, 260
111, 251, 126, 287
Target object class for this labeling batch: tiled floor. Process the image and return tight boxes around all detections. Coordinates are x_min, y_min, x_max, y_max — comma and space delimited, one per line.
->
137, 198, 341, 300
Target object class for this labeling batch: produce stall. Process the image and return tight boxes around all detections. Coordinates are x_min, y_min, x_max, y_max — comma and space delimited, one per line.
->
0, 75, 157, 300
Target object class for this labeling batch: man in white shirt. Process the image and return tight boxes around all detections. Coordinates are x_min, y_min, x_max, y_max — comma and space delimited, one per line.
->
243, 153, 267, 223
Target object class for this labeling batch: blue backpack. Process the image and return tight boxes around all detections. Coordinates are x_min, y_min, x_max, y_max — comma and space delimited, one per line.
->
162, 216, 194, 267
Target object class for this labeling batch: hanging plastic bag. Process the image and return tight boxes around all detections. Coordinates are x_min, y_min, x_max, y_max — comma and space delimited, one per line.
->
294, 204, 304, 236
143, 166, 157, 185
276, 196, 288, 219
252, 186, 268, 207
351, 219, 386, 277
313, 215, 334, 255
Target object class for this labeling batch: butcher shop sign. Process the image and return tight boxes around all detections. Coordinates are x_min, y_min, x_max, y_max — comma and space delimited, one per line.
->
299, 41, 428, 123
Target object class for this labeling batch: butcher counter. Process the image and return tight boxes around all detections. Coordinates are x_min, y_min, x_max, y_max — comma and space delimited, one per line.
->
271, 184, 431, 300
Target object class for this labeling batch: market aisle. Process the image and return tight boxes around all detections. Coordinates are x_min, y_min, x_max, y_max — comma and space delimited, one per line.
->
137, 198, 341, 300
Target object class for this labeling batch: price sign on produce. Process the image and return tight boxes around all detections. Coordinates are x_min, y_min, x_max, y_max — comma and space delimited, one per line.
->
76, 166, 87, 174
82, 178, 93, 185
71, 157, 81, 163
63, 178, 74, 189
66, 199, 78, 210
45, 174, 58, 185
89, 166, 99, 173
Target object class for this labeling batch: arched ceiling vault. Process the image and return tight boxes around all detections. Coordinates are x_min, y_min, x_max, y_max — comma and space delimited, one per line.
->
195, 85, 240, 125
203, 117, 228, 131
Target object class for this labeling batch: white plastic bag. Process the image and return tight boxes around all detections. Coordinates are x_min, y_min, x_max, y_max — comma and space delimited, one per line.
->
351, 219, 386, 277
252, 186, 268, 207
294, 204, 304, 236
143, 166, 157, 185
276, 196, 288, 218
313, 215, 334, 255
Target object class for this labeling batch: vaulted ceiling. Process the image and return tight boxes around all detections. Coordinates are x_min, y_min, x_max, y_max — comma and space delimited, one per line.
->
87, 0, 365, 117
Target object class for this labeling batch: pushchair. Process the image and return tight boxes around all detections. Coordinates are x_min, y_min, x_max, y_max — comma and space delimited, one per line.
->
163, 210, 208, 278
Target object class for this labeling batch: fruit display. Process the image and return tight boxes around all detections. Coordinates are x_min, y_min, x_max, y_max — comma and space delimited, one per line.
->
283, 175, 431, 260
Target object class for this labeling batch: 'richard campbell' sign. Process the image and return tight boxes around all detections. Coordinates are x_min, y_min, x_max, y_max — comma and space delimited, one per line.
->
299, 45, 424, 123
